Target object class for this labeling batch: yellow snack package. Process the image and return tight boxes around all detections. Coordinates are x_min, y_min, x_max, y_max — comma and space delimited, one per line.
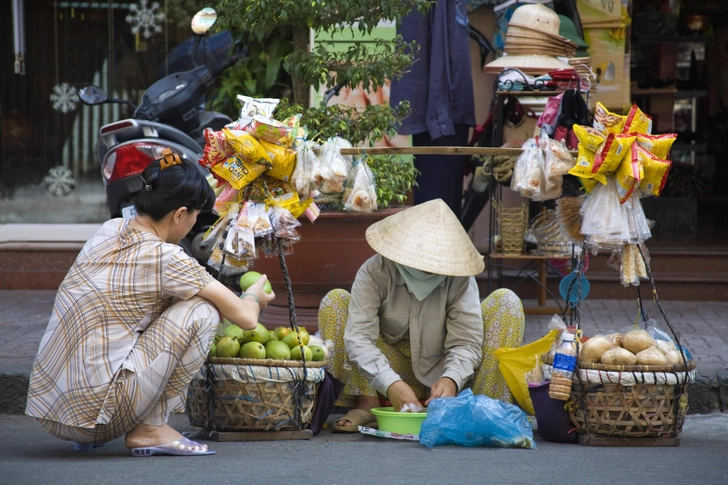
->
622, 104, 652, 135
573, 124, 606, 153
568, 145, 599, 180
260, 139, 297, 182
616, 145, 645, 203
593, 102, 626, 135
222, 129, 272, 168
263, 178, 300, 211
635, 145, 672, 197
211, 154, 267, 190
592, 133, 636, 184
578, 176, 599, 194
635, 133, 677, 159
288, 197, 314, 219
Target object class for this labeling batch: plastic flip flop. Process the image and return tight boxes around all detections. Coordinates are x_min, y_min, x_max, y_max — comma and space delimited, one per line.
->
129, 437, 215, 457
559, 271, 590, 304
73, 443, 95, 452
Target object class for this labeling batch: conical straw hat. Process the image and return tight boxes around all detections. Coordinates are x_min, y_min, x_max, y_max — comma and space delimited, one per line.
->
483, 54, 573, 74
365, 199, 485, 276
509, 4, 561, 36
507, 25, 578, 50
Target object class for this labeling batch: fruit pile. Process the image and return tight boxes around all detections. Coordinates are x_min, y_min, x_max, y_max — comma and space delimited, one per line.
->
211, 322, 326, 362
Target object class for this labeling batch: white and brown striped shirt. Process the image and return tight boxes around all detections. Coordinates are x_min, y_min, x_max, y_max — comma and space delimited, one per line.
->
26, 219, 213, 428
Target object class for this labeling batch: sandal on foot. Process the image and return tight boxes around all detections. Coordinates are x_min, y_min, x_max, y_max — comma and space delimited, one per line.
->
73, 443, 101, 452
129, 437, 215, 457
332, 409, 378, 433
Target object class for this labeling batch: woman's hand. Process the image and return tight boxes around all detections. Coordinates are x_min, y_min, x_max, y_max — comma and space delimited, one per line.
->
424, 377, 457, 406
245, 275, 275, 309
387, 380, 420, 412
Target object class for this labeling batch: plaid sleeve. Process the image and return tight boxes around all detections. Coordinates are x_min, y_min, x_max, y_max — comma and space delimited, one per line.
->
161, 248, 214, 300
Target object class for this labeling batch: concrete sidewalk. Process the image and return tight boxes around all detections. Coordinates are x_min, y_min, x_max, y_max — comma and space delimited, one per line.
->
1, 290, 727, 414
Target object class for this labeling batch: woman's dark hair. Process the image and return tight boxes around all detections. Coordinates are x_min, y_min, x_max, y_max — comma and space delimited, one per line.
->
134, 156, 215, 221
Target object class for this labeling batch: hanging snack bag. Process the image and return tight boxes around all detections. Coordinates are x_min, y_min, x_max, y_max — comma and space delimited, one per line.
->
578, 176, 599, 194
593, 102, 626, 135
236, 95, 280, 126
635, 146, 672, 197
343, 158, 378, 213
544, 138, 575, 183
278, 114, 307, 149
568, 144, 598, 180
244, 114, 292, 144
269, 206, 302, 242
511, 138, 545, 199
573, 124, 606, 153
316, 137, 353, 193
622, 104, 652, 135
223, 129, 272, 166
260, 139, 297, 182
592, 133, 636, 184
211, 153, 267, 190
291, 141, 318, 197
635, 133, 677, 159
264, 178, 300, 211
615, 145, 645, 204
200, 129, 233, 168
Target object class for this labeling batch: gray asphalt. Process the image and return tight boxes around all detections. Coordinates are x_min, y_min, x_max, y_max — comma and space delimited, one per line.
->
2, 413, 727, 485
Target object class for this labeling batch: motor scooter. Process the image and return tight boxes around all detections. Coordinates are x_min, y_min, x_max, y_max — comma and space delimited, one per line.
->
78, 7, 237, 262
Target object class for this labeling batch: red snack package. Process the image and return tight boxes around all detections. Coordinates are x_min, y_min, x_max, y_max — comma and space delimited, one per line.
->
199, 128, 233, 168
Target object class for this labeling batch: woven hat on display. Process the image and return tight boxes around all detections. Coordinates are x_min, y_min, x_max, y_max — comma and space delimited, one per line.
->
365, 199, 485, 277
558, 15, 589, 48
483, 54, 573, 74
508, 4, 561, 36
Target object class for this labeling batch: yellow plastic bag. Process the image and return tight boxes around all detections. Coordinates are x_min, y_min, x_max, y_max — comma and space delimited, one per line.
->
494, 330, 559, 415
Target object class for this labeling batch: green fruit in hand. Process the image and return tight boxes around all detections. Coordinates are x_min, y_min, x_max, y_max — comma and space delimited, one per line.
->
274, 326, 291, 340
268, 330, 278, 341
239, 341, 267, 359
216, 337, 241, 358
265, 340, 292, 360
290, 345, 313, 362
239, 271, 272, 294
282, 332, 304, 349
309, 345, 326, 362
223, 325, 245, 339
243, 323, 270, 344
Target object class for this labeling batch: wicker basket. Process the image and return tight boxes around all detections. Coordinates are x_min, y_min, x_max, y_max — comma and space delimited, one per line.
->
567, 362, 696, 438
186, 357, 327, 432
494, 200, 529, 254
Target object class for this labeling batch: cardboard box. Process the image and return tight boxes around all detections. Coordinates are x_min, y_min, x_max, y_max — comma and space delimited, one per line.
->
584, 26, 631, 112
577, 0, 623, 26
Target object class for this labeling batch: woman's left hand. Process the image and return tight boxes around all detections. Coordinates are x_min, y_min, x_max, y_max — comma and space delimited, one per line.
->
424, 377, 457, 406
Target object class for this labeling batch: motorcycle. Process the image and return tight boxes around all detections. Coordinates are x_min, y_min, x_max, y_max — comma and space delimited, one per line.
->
78, 7, 237, 262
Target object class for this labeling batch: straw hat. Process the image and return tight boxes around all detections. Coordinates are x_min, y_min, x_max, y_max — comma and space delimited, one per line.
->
506, 25, 578, 50
365, 199, 485, 277
483, 54, 573, 74
508, 4, 561, 37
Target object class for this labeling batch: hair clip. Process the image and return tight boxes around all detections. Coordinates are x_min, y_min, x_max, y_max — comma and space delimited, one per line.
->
140, 175, 152, 192
159, 148, 183, 170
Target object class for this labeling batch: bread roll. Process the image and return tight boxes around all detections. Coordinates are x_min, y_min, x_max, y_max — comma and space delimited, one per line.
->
665, 349, 685, 366
657, 340, 677, 354
635, 346, 668, 366
601, 347, 637, 366
623, 330, 658, 354
578, 336, 613, 364
605, 333, 623, 348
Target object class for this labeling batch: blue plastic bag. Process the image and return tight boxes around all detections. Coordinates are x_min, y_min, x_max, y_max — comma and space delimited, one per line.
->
419, 389, 536, 449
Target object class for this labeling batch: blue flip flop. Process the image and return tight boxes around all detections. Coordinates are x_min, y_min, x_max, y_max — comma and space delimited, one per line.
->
129, 437, 215, 457
73, 442, 102, 452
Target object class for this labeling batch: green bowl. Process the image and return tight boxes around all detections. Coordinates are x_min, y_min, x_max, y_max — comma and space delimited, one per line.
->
370, 407, 427, 435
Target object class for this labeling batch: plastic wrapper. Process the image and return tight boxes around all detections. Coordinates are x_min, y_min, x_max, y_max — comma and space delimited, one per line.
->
624, 193, 652, 243
581, 179, 632, 249
544, 139, 575, 181
211, 153, 267, 190
269, 206, 302, 242
620, 243, 647, 287
208, 246, 250, 276
223, 129, 272, 167
315, 138, 353, 194
260, 140, 297, 182
263, 178, 300, 211
245, 202, 274, 238
615, 144, 644, 204
236, 95, 280, 127
342, 158, 378, 212
623, 104, 653, 135
635, 133, 677, 159
577, 176, 598, 194
278, 114, 307, 150
244, 114, 292, 143
213, 183, 240, 213
593, 102, 626, 135
637, 148, 672, 197
419, 389, 536, 449
291, 141, 319, 197
200, 128, 233, 168
511, 138, 544, 199
568, 145, 598, 180
592, 133, 636, 184
573, 124, 606, 153
224, 213, 257, 257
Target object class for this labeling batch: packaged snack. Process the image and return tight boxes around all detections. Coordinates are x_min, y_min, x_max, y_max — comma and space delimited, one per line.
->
580, 179, 632, 249
278, 114, 307, 149
224, 223, 256, 258
615, 145, 644, 204
573, 124, 606, 153
622, 104, 652, 135
244, 201, 274, 238
568, 145, 598, 180
635, 133, 677, 159
260, 139, 297, 182
593, 102, 626, 135
289, 197, 315, 219
315, 138, 353, 194
544, 138, 575, 182
200, 129, 233, 168
264, 178, 300, 211
343, 158, 378, 212
637, 147, 672, 197
269, 206, 302, 242
577, 176, 598, 194
244, 114, 293, 143
222, 129, 272, 168
236, 95, 280, 125
208, 245, 250, 276
511, 138, 545, 199
592, 133, 636, 184
624, 193, 652, 244
211, 153, 267, 190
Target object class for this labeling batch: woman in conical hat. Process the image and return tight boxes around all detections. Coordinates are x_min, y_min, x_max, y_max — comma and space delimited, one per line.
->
318, 199, 525, 432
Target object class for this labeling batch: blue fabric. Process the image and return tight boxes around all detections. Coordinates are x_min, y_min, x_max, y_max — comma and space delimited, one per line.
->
390, 0, 476, 139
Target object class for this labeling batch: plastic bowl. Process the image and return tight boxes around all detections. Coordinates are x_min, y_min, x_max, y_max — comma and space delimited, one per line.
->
369, 407, 427, 435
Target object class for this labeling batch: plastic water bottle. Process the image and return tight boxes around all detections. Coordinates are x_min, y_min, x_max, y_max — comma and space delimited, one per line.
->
549, 332, 577, 401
